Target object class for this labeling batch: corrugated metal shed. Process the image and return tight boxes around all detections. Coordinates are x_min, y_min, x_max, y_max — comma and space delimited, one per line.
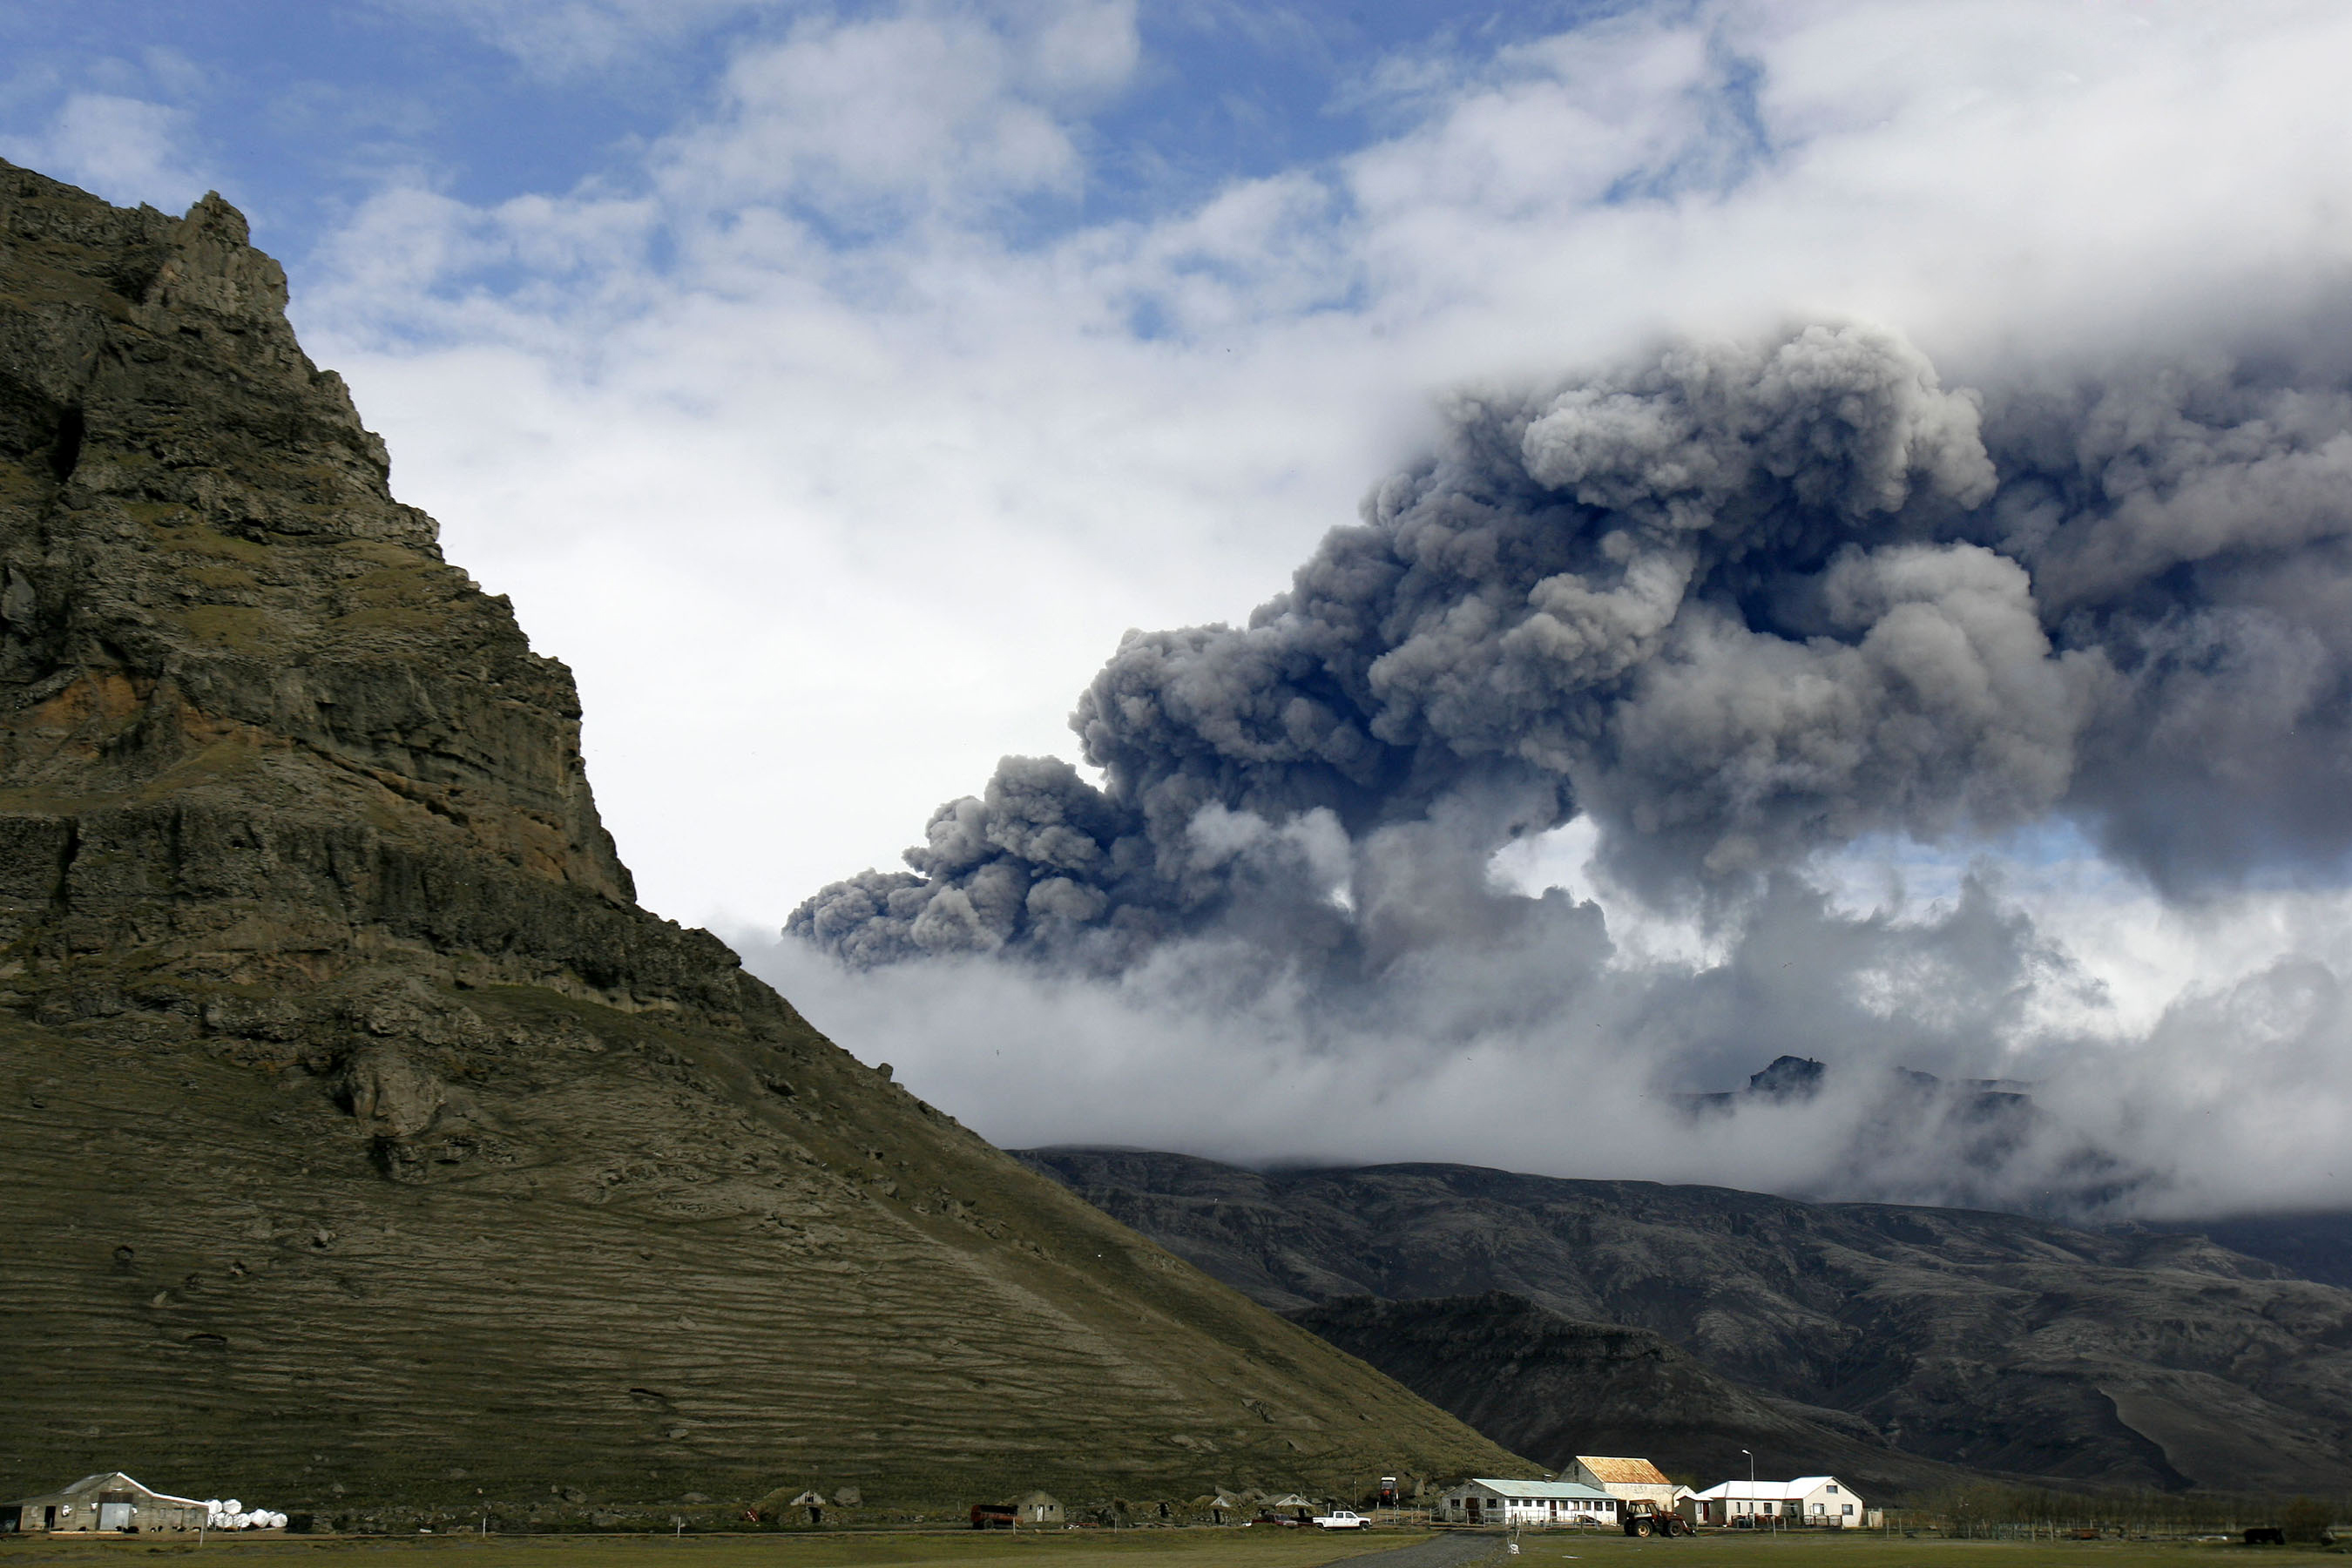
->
1466, 1479, 1614, 1500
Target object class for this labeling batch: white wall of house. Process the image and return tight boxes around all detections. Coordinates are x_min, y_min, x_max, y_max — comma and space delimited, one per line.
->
1436, 1481, 1619, 1526
1693, 1477, 1868, 1528
1792, 1479, 1864, 1526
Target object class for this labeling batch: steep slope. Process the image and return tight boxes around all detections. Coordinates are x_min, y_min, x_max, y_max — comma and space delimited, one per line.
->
0, 159, 1529, 1517
1291, 1294, 1977, 1498
1017, 1149, 2352, 1494
2170, 1213, 2352, 1290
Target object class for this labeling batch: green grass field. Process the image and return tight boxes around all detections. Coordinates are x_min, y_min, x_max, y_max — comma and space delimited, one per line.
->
1520, 1533, 2344, 1568
0, 1531, 2339, 1568
0, 1528, 1411, 1568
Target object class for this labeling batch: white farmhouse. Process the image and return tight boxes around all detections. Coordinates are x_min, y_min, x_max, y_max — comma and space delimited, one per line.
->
1690, 1477, 1872, 1528
1436, 1478, 1619, 1527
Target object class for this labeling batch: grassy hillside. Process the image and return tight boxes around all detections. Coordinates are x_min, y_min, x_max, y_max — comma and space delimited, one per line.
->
0, 157, 1528, 1518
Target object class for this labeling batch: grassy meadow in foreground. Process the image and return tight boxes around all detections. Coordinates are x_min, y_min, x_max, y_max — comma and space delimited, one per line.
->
0, 1529, 2344, 1568
1538, 1536, 2342, 1568
0, 1527, 1409, 1568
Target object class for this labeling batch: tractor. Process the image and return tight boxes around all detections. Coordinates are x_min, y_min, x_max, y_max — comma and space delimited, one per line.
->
1622, 1501, 1692, 1538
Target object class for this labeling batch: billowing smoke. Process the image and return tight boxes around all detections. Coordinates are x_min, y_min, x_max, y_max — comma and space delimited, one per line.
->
777, 322, 2352, 1216
794, 324, 2352, 961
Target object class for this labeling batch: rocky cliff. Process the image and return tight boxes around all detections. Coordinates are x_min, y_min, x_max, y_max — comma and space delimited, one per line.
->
0, 159, 1528, 1519
1019, 1148, 2352, 1495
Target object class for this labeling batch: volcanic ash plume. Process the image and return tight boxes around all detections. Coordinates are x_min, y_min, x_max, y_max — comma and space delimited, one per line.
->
770, 321, 2352, 1213
792, 322, 2352, 977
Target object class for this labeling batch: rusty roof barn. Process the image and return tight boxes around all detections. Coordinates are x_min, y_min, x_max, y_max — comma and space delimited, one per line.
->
1567, 1456, 1679, 1506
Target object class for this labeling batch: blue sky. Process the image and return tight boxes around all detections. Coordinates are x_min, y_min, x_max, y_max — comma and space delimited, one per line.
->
3, 1, 1639, 301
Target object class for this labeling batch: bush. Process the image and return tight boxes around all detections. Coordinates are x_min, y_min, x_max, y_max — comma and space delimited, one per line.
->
2283, 1498, 2334, 1544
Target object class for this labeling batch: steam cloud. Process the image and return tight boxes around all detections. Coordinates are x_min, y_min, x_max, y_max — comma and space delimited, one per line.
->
779, 323, 2352, 1216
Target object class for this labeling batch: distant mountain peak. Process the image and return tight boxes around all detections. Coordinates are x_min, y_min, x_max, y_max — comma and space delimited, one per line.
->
1747, 1055, 1825, 1098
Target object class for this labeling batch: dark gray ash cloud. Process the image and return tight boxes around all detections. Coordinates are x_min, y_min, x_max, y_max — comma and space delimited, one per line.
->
792, 323, 2352, 974
769, 321, 2352, 1217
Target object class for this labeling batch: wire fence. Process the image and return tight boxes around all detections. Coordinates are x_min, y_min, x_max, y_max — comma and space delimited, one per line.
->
1895, 1484, 2349, 1543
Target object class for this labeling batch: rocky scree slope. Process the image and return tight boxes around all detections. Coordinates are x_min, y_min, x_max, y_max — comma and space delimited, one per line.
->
1017, 1149, 2352, 1495
0, 159, 1528, 1515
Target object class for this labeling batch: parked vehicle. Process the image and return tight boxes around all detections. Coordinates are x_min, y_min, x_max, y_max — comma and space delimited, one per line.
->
1314, 1511, 1370, 1531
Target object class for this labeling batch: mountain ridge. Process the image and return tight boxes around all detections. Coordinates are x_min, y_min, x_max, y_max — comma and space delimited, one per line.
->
0, 159, 1526, 1517
1016, 1146, 2352, 1494
1288, 1292, 1984, 1498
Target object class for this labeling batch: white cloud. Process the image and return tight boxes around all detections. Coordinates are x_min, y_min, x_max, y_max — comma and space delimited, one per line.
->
284, 0, 2352, 1212
370, 0, 788, 78
2, 91, 208, 212
660, 11, 1093, 216
306, 0, 2352, 923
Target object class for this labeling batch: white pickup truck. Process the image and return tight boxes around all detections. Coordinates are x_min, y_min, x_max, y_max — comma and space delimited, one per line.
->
1313, 1511, 1370, 1531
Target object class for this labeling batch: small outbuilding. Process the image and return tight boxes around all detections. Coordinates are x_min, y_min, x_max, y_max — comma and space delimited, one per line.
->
1, 1473, 209, 1535
1261, 1493, 1316, 1523
1014, 1491, 1063, 1525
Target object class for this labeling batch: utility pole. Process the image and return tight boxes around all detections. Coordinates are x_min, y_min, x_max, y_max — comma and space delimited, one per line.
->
1742, 1450, 1754, 1530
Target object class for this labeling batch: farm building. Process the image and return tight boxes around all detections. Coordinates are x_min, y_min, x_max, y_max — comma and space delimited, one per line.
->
1436, 1478, 1619, 1526
1260, 1494, 1316, 1522
1015, 1491, 1063, 1524
1690, 1477, 1873, 1527
1565, 1456, 1679, 1509
0, 1473, 207, 1534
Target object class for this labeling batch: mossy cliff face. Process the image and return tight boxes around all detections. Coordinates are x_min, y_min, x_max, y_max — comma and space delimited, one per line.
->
0, 159, 649, 1002
0, 159, 1529, 1517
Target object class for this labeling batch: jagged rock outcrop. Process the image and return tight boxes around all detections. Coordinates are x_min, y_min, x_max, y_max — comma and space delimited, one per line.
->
0, 164, 688, 1009
0, 159, 1528, 1517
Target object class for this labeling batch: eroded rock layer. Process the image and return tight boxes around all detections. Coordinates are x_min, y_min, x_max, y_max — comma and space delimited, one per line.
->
0, 159, 1527, 1516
